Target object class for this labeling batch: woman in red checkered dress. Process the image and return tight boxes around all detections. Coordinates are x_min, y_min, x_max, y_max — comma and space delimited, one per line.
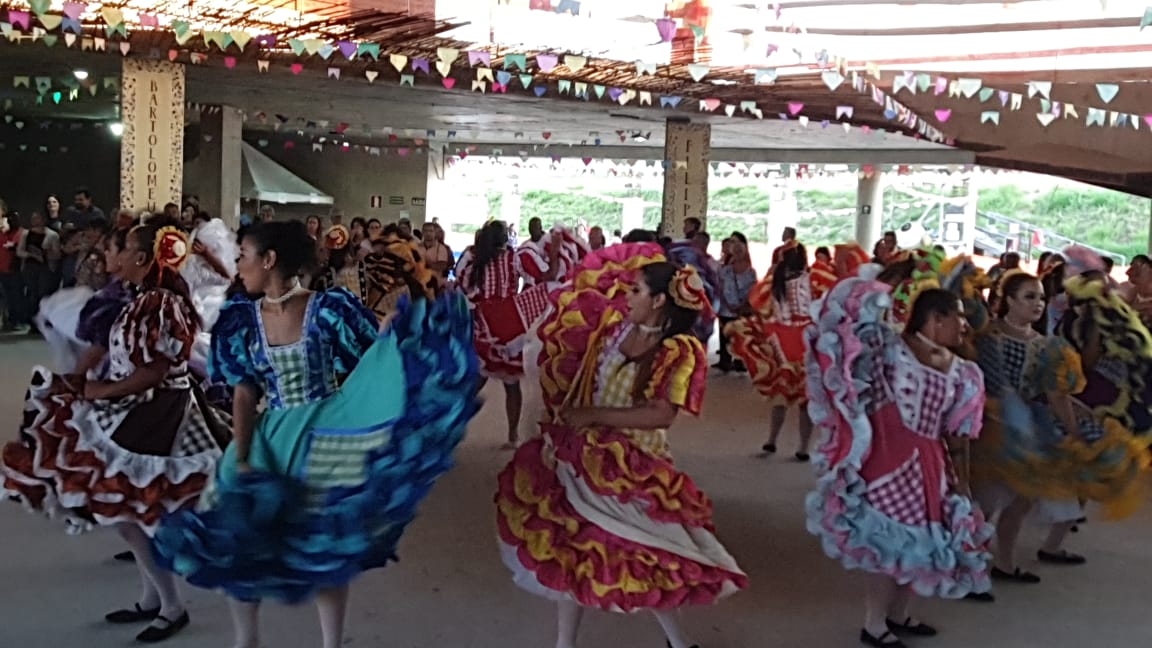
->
806, 273, 993, 648
725, 244, 817, 460
456, 220, 558, 448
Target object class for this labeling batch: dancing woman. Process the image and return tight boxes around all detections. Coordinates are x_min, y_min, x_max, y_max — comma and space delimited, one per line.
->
152, 220, 478, 648
806, 275, 993, 648
726, 244, 815, 460
456, 220, 556, 448
2, 221, 229, 643
497, 246, 747, 648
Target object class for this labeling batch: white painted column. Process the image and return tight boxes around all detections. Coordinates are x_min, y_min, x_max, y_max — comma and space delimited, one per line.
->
197, 105, 243, 229
120, 59, 185, 211
660, 118, 711, 236
855, 171, 883, 248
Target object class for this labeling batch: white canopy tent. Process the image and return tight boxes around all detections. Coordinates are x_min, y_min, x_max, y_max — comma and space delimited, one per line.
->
240, 141, 333, 205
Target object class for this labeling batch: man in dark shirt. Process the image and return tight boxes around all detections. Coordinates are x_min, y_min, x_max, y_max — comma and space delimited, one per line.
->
62, 188, 105, 230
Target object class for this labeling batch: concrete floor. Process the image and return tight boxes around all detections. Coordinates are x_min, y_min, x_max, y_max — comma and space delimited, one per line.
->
1, 335, 1149, 648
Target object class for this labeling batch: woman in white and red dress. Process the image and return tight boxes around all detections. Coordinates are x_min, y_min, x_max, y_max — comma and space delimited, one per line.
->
2, 220, 229, 643
456, 220, 558, 447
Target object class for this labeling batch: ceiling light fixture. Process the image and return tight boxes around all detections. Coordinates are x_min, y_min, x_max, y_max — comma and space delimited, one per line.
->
108, 122, 124, 136
73, 69, 89, 80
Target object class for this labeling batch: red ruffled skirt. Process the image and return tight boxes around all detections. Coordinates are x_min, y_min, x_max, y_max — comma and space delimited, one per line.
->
495, 424, 747, 611
726, 316, 809, 407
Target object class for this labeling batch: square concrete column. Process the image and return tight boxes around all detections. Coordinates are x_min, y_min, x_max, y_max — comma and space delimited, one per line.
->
855, 171, 883, 249
660, 119, 711, 236
119, 59, 185, 211
197, 106, 244, 229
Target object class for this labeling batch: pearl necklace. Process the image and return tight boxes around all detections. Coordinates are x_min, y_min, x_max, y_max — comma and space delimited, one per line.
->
263, 279, 306, 306
636, 323, 663, 335
1000, 317, 1035, 338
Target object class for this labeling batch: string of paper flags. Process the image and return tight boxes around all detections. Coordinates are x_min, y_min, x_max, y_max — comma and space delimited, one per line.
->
1, 2, 1149, 140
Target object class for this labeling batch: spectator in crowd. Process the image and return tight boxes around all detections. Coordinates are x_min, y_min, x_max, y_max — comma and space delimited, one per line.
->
0, 201, 27, 331
683, 216, 703, 240
44, 194, 63, 232
398, 217, 415, 241
587, 226, 606, 251
17, 211, 61, 324
987, 251, 1021, 283
63, 188, 104, 229
421, 222, 454, 279
259, 204, 276, 223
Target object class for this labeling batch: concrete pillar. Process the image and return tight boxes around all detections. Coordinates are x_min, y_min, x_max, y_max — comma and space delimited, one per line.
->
119, 59, 185, 211
660, 118, 711, 237
1146, 198, 1151, 255
855, 171, 883, 248
197, 106, 243, 229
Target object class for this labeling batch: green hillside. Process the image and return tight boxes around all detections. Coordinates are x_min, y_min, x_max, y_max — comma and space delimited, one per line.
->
463, 184, 1149, 259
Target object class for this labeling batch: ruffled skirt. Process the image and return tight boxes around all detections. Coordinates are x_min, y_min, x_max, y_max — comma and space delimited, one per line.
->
806, 405, 993, 599
496, 424, 747, 612
153, 295, 479, 603
2, 369, 229, 534
973, 394, 1149, 519
725, 317, 809, 407
473, 284, 551, 382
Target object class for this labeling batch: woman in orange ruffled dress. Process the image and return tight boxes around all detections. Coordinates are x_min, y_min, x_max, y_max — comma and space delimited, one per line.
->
726, 244, 816, 460
496, 243, 747, 648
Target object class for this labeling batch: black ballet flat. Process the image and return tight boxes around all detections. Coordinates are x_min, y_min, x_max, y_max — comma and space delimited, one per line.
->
114, 550, 136, 563
887, 617, 938, 637
105, 603, 160, 624
135, 611, 189, 643
665, 642, 700, 648
964, 591, 996, 603
1037, 549, 1087, 565
794, 452, 810, 463
761, 442, 777, 454
991, 566, 1041, 583
860, 629, 906, 647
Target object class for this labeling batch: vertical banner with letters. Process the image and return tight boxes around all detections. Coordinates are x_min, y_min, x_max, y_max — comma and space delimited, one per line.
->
120, 59, 185, 211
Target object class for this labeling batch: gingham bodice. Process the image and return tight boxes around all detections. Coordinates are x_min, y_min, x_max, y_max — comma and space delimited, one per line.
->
594, 324, 669, 456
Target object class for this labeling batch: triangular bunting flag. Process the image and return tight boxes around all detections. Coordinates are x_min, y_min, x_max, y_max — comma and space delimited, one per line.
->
565, 55, 587, 72
39, 14, 62, 30
754, 69, 777, 84
980, 111, 1000, 125
504, 53, 527, 71
558, 80, 571, 94
476, 67, 494, 83
1096, 83, 1120, 104
636, 61, 657, 76
231, 31, 252, 51
437, 47, 459, 62
1027, 81, 1052, 99
640, 91, 653, 106
1086, 107, 1106, 126
978, 87, 995, 103
1036, 113, 1056, 127
687, 64, 709, 82
958, 78, 982, 98
836, 105, 854, 119
519, 74, 533, 88
365, 70, 378, 83
821, 70, 844, 91
436, 61, 452, 77
1065, 104, 1079, 119
472, 80, 487, 93
257, 60, 270, 72
390, 53, 408, 72
327, 67, 340, 80
536, 54, 558, 72
593, 85, 606, 99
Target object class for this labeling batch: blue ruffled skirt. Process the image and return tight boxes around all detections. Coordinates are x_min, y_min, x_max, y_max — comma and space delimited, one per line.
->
152, 295, 480, 603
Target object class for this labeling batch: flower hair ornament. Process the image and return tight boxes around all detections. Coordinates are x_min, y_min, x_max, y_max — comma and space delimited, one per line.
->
324, 224, 351, 250
993, 268, 1032, 301
669, 265, 714, 316
151, 226, 191, 273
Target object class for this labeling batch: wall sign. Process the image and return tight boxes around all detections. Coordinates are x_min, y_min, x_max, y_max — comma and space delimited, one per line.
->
411, 197, 426, 207
370, 195, 383, 208
389, 195, 405, 205
120, 59, 185, 210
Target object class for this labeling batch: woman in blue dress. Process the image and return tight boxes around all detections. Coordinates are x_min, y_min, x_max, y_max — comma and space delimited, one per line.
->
153, 220, 479, 648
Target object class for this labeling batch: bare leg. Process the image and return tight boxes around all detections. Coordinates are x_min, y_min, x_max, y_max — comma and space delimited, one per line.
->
863, 573, 899, 641
316, 586, 350, 648
653, 609, 696, 648
886, 585, 914, 624
764, 406, 787, 451
117, 524, 185, 624
796, 407, 814, 458
994, 496, 1034, 572
229, 599, 261, 648
556, 600, 584, 648
503, 381, 523, 447
1041, 521, 1076, 554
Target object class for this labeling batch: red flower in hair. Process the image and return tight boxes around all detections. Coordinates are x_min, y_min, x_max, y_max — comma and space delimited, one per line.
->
154, 227, 190, 271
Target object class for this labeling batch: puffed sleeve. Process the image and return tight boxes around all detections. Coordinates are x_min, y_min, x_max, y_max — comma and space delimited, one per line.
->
1029, 336, 1087, 396
316, 288, 380, 375
944, 359, 986, 439
124, 289, 197, 367
208, 294, 262, 390
644, 334, 708, 416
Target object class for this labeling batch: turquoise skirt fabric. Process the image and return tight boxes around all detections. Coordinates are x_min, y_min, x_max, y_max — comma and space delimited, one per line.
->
152, 295, 479, 603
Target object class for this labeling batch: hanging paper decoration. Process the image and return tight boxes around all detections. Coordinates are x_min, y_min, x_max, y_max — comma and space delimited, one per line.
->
656, 17, 676, 42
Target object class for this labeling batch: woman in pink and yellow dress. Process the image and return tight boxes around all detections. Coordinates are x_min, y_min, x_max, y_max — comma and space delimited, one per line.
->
496, 244, 747, 648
